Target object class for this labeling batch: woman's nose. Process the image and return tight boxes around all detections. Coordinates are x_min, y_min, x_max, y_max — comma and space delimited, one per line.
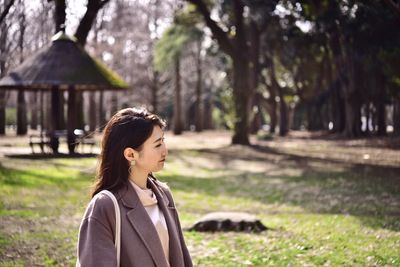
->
163, 145, 168, 157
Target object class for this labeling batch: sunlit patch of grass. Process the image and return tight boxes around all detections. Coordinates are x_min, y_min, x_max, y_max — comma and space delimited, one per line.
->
0, 162, 93, 222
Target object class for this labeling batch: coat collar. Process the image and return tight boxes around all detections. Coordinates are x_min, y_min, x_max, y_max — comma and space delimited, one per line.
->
117, 178, 170, 209
116, 178, 180, 267
117, 180, 168, 267
149, 179, 185, 267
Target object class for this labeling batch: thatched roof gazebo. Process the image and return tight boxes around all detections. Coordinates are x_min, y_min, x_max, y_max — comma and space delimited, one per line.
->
0, 31, 128, 154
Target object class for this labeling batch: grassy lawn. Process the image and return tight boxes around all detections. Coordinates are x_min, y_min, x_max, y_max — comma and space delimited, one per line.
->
0, 131, 399, 266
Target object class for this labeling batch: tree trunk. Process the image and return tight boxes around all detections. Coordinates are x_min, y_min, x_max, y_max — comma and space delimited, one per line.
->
203, 95, 213, 130
231, 57, 251, 144
0, 0, 15, 25
326, 46, 343, 133
248, 21, 260, 136
309, 68, 325, 131
74, 0, 110, 47
344, 100, 361, 138
376, 101, 386, 136
151, 70, 159, 114
0, 92, 5, 135
306, 104, 312, 131
291, 101, 304, 130
326, 40, 344, 133
278, 88, 288, 136
173, 57, 183, 135
335, 31, 361, 137
331, 83, 345, 133
16, 3, 27, 135
195, 39, 203, 132
307, 103, 324, 131
269, 98, 277, 134
0, 14, 7, 135
376, 72, 387, 136
364, 103, 370, 134
268, 54, 287, 137
54, 0, 66, 33
150, 0, 159, 114
394, 99, 400, 136
342, 52, 361, 137
187, 0, 253, 145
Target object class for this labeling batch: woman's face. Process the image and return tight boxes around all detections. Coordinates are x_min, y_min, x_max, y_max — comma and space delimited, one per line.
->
135, 125, 168, 173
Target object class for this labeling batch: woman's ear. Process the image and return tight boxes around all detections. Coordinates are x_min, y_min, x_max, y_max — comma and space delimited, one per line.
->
123, 147, 137, 162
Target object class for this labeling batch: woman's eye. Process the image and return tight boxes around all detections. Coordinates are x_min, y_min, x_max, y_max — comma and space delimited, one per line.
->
155, 144, 161, 148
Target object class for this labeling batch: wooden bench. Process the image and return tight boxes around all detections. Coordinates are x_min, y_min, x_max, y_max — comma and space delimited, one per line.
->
29, 134, 51, 154
29, 130, 96, 154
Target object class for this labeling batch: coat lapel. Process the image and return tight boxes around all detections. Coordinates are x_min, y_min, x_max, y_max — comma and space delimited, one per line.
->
117, 183, 169, 267
148, 179, 185, 267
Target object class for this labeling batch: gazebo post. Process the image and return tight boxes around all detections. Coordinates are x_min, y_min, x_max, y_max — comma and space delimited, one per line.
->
50, 86, 61, 153
39, 90, 45, 153
67, 85, 76, 154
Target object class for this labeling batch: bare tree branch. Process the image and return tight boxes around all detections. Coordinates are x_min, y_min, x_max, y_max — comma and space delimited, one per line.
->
74, 0, 110, 47
186, 0, 234, 56
0, 0, 16, 25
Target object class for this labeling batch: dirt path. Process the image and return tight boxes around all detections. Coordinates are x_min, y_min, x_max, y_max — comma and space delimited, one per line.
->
1, 130, 399, 167
164, 130, 400, 168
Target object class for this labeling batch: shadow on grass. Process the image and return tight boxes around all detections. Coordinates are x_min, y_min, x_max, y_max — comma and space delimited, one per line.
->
164, 145, 400, 232
250, 143, 400, 169
162, 171, 400, 232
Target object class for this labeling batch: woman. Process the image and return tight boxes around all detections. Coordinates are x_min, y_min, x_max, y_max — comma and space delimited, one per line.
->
76, 107, 192, 267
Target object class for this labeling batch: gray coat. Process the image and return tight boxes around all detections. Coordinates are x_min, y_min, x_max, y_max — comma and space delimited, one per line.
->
77, 178, 193, 267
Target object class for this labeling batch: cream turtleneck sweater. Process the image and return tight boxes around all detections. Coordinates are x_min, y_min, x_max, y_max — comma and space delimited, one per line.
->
129, 180, 169, 265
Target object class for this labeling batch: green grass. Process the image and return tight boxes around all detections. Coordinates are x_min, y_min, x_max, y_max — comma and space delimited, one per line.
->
0, 158, 93, 266
161, 149, 400, 267
0, 146, 399, 267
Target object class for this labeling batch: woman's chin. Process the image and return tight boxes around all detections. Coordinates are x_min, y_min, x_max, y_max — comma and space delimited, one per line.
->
153, 164, 165, 172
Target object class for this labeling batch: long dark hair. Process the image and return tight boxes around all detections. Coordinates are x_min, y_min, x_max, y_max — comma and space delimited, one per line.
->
92, 107, 166, 197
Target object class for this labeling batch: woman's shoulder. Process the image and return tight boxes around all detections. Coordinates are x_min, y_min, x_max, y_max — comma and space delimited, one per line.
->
83, 191, 117, 222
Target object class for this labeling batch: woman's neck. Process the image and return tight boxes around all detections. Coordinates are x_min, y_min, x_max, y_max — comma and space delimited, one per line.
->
129, 167, 149, 189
